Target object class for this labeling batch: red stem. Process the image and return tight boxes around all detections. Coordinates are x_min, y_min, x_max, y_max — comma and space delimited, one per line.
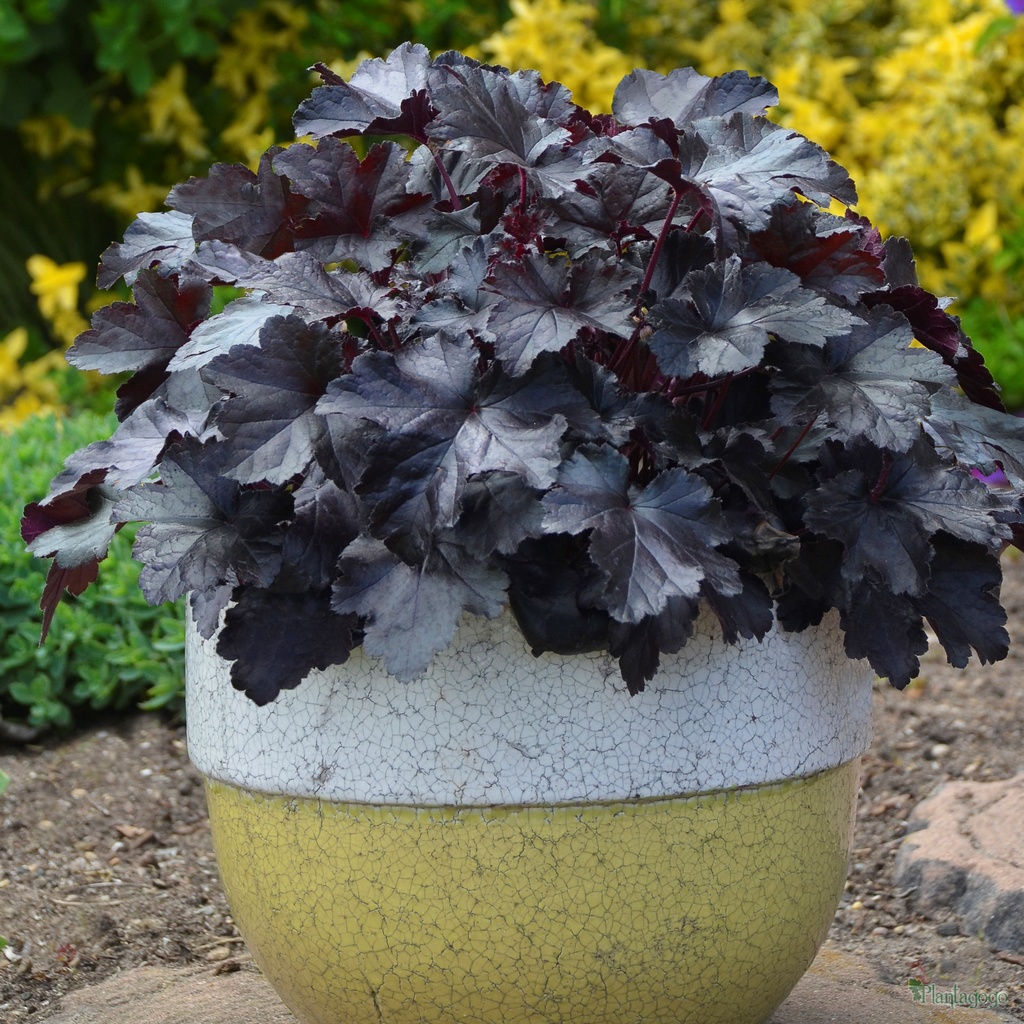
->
769, 415, 819, 480
432, 149, 463, 211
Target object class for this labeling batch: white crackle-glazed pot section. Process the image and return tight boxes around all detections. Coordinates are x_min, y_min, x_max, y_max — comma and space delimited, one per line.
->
187, 608, 874, 1024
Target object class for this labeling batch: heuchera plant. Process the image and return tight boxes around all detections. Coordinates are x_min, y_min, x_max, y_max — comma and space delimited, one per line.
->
22, 44, 1024, 705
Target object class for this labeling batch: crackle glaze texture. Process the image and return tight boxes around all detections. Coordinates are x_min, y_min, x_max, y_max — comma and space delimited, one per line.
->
206, 762, 860, 1024
187, 609, 872, 1024
186, 608, 872, 805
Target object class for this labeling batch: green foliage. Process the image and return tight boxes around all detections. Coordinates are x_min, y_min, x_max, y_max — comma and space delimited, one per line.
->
957, 207, 1024, 411
1, 412, 185, 732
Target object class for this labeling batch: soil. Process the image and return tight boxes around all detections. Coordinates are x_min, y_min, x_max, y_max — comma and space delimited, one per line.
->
3, 555, 1024, 1021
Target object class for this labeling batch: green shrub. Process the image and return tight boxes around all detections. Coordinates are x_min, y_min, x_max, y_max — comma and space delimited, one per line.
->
1, 412, 185, 733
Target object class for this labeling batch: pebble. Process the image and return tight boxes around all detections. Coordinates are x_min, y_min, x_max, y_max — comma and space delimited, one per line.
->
928, 743, 950, 759
936, 920, 960, 936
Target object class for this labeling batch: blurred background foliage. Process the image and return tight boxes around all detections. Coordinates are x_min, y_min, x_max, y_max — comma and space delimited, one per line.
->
1, 0, 1023, 731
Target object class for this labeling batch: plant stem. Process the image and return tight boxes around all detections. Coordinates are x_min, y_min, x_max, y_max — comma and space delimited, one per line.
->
869, 451, 893, 502
769, 415, 819, 480
432, 149, 463, 211
636, 189, 683, 308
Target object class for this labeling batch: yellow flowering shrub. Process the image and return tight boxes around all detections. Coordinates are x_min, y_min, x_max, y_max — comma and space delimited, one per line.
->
472, 0, 637, 112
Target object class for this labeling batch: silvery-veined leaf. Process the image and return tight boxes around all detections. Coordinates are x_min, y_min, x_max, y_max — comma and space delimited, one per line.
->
233, 250, 403, 323
168, 296, 295, 372
426, 63, 571, 170
541, 161, 674, 252
865, 284, 1003, 411
47, 397, 214, 494
321, 335, 594, 537
112, 437, 290, 604
926, 389, 1024, 488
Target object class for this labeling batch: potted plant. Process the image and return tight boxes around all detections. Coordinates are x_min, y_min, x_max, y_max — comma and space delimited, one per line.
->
23, 43, 1024, 1024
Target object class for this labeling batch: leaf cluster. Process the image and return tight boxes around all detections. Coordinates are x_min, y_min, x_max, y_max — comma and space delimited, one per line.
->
23, 45, 1024, 704
4, 413, 185, 734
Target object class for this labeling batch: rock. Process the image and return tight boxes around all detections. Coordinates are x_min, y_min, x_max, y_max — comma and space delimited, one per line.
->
894, 773, 1024, 952
40, 965, 295, 1024
36, 948, 1018, 1024
769, 948, 1014, 1024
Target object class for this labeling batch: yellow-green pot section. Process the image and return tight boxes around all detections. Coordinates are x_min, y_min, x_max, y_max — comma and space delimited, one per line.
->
205, 758, 859, 1024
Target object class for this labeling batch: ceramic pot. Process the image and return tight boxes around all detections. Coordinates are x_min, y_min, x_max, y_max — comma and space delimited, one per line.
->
186, 607, 873, 1024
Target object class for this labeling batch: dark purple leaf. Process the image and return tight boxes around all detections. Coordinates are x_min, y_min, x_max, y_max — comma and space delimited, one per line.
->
331, 535, 506, 681
805, 442, 1008, 597
542, 445, 741, 622
272, 139, 429, 271
293, 42, 435, 140
612, 67, 778, 126
68, 270, 209, 374
486, 253, 636, 375
281, 468, 362, 589
217, 587, 359, 704
926, 390, 1024, 488
503, 535, 611, 655
701, 570, 773, 644
690, 115, 857, 221
232, 250, 403, 323
38, 560, 100, 643
881, 236, 919, 288
426, 64, 571, 168
167, 148, 291, 257
48, 398, 213, 493
649, 257, 859, 378
321, 335, 594, 536
838, 575, 929, 688
747, 203, 886, 301
916, 537, 1008, 668
607, 595, 701, 694
112, 438, 289, 603
203, 316, 343, 484
168, 297, 296, 372
770, 305, 954, 451
189, 586, 233, 639
455, 472, 545, 558
98, 210, 196, 288
24, 483, 119, 569
866, 284, 1003, 411
542, 162, 674, 250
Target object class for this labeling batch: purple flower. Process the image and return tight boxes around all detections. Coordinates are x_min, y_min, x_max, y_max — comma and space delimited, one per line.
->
1007, 0, 1024, 13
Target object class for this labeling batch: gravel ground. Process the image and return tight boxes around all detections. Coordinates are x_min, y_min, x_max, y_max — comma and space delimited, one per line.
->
2, 552, 1024, 1020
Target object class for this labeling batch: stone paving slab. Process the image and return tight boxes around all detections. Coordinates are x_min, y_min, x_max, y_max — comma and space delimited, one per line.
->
894, 773, 1024, 954
38, 948, 1016, 1024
